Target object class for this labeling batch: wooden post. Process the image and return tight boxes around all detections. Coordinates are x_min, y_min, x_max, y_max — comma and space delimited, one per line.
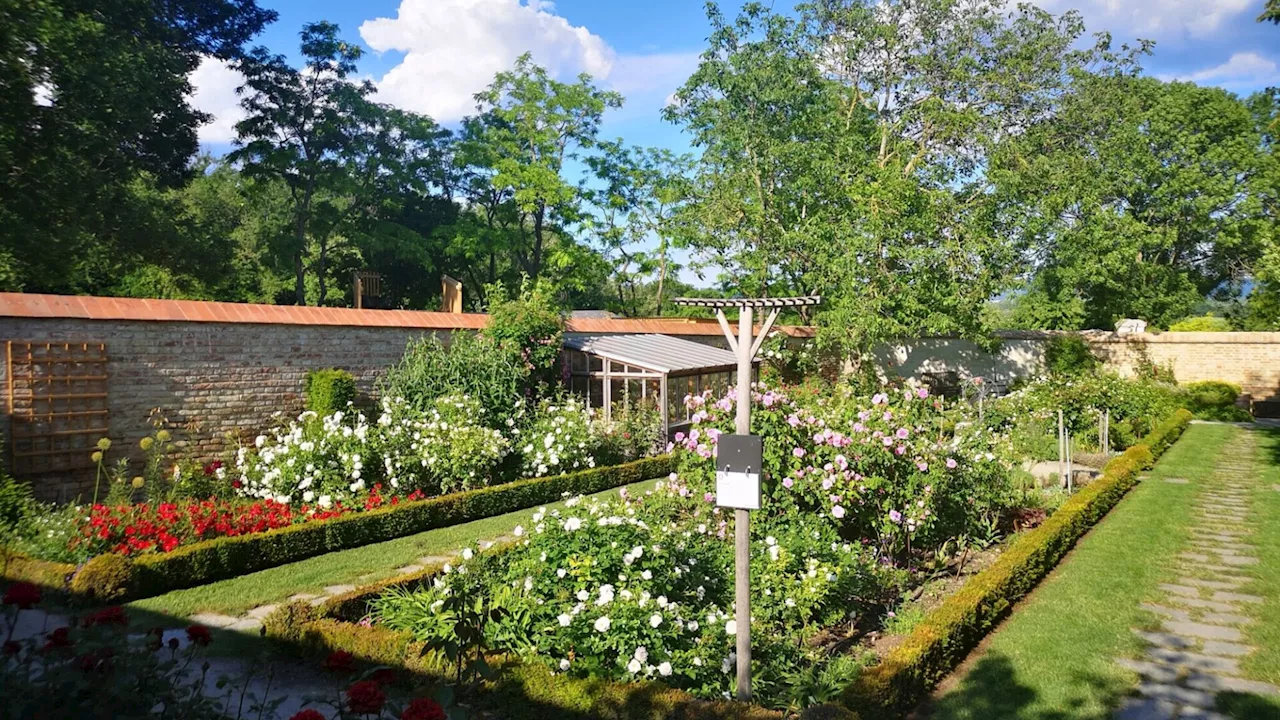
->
354, 272, 364, 309
733, 305, 753, 702
1058, 410, 1066, 489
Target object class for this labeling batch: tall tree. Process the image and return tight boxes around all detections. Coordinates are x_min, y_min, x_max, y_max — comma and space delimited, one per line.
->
667, 0, 1099, 350
0, 0, 275, 293
1262, 0, 1280, 24
467, 54, 623, 283
999, 76, 1271, 329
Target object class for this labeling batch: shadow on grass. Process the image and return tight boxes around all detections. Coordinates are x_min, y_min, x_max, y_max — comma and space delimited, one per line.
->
915, 653, 1130, 720
1256, 426, 1280, 470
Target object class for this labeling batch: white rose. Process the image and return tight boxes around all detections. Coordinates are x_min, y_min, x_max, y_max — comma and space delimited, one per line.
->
594, 616, 611, 632
658, 662, 672, 677
559, 658, 570, 671
557, 614, 572, 627
627, 658, 642, 674
725, 620, 737, 636
649, 613, 663, 628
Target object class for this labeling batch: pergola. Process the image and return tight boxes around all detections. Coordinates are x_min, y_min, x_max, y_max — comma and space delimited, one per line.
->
561, 333, 756, 436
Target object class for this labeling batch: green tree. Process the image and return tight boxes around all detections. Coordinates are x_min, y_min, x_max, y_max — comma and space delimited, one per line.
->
0, 0, 275, 293
1262, 0, 1280, 24
1000, 76, 1271, 329
467, 54, 623, 284
667, 0, 1097, 351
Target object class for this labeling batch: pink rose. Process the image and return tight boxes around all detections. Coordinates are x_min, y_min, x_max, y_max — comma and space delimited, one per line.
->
793, 447, 806, 458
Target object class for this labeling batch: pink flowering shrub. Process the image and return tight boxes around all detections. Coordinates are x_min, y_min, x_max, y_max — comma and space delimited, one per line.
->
670, 383, 1013, 561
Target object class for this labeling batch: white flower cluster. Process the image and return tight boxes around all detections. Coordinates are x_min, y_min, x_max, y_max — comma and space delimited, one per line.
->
234, 409, 369, 508
519, 397, 597, 478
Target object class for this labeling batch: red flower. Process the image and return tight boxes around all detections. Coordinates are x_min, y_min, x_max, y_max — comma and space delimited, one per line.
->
345, 680, 386, 715
204, 460, 224, 476
231, 479, 243, 490
43, 626, 72, 650
3, 582, 42, 609
324, 649, 355, 672
84, 606, 128, 627
287, 711, 325, 720
185, 624, 212, 646
401, 697, 447, 720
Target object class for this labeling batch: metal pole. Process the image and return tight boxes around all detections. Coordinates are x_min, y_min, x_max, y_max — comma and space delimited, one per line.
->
734, 306, 753, 702
1067, 426, 1074, 493
1058, 410, 1065, 489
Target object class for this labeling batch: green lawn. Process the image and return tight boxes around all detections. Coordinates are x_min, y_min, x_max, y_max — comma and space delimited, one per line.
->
923, 424, 1234, 720
128, 477, 660, 619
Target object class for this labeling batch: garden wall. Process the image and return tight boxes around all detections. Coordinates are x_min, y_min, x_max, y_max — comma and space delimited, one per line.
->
0, 293, 763, 501
879, 330, 1280, 403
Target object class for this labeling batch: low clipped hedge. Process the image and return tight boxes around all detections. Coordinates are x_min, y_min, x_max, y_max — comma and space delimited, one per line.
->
3, 454, 675, 602
842, 408, 1193, 717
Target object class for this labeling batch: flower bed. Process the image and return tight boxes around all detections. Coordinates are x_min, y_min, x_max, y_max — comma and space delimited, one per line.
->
1, 454, 677, 602
346, 383, 1025, 711
254, 399, 1192, 720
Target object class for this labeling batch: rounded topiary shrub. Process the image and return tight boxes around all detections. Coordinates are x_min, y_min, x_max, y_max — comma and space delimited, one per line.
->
262, 600, 316, 644
800, 705, 860, 720
69, 554, 134, 601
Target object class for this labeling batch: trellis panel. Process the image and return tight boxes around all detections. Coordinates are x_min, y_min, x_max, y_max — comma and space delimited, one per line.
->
6, 341, 109, 478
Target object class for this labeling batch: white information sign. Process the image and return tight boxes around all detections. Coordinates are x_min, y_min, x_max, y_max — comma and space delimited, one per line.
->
715, 469, 761, 510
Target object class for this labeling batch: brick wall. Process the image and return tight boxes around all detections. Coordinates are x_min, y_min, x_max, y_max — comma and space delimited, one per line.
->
1, 318, 449, 501
1086, 331, 1280, 402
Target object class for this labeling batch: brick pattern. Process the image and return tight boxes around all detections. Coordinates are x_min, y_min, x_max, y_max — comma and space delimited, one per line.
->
1085, 332, 1280, 403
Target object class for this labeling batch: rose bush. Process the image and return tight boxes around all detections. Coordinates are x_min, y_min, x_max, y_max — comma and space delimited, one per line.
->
370, 381, 1015, 709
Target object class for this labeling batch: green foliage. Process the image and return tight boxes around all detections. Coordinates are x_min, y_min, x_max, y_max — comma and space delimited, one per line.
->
305, 368, 358, 415
375, 394, 511, 495
0, 0, 275, 296
843, 409, 1191, 717
1167, 314, 1233, 331
69, 553, 135, 602
998, 75, 1271, 330
0, 470, 34, 530
1182, 381, 1252, 421
262, 599, 317, 644
1042, 335, 1100, 375
380, 332, 528, 425
483, 279, 566, 393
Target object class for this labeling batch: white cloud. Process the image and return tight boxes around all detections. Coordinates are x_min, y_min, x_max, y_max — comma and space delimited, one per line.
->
189, 57, 245, 144
360, 0, 616, 122
1170, 51, 1280, 89
1029, 0, 1255, 41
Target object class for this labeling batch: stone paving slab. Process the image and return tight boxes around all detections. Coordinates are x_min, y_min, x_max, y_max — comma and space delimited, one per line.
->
1184, 671, 1280, 696
1115, 697, 1177, 720
1116, 658, 1181, 684
1163, 595, 1241, 613
1200, 640, 1253, 657
1177, 708, 1230, 720
322, 584, 356, 595
1144, 648, 1241, 674
1212, 591, 1262, 604
1134, 629, 1198, 651
1162, 620, 1244, 642
1164, 478, 1191, 485
189, 612, 240, 629
1178, 577, 1247, 591
245, 604, 279, 620
1143, 604, 1193, 622
1201, 612, 1254, 626
1135, 681, 1215, 707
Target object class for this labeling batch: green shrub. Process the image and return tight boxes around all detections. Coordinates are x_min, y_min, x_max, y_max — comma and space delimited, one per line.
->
482, 279, 565, 394
0, 470, 34, 531
1167, 314, 1232, 332
380, 332, 529, 427
1043, 335, 1099, 375
69, 553, 135, 602
842, 409, 1191, 717
1182, 380, 1252, 421
262, 600, 316, 644
304, 369, 357, 415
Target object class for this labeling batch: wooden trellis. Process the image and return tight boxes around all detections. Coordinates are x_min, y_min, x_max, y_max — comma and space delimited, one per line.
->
6, 341, 109, 478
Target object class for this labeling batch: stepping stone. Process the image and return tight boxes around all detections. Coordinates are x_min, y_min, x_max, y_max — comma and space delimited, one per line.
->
308, 596, 329, 607
1212, 591, 1262, 604
1144, 647, 1240, 674
227, 618, 263, 633
1188, 539, 1254, 551
1133, 629, 1197, 651
245, 604, 279, 620
394, 565, 424, 575
1179, 577, 1247, 591
1162, 620, 1243, 642
189, 613, 239, 629
1164, 477, 1190, 484
1177, 709, 1230, 720
1135, 681, 1215, 707
1272, 484, 1280, 492
1158, 584, 1202, 599
1115, 696, 1179, 720
1115, 658, 1181, 683
1179, 553, 1213, 563
1217, 554, 1259, 566
1142, 604, 1192, 622
1114, 697, 1176, 720
419, 556, 451, 566
322, 584, 356, 595
1201, 640, 1253, 657
1163, 596, 1240, 613
1201, 612, 1253, 626
1184, 671, 1280, 696
1182, 564, 1252, 577
288, 593, 319, 603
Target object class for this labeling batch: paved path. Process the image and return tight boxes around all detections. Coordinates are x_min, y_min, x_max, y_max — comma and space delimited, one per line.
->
1115, 431, 1279, 720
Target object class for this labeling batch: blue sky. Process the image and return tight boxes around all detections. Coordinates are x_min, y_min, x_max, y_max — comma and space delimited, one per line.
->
187, 0, 1279, 287
192, 0, 1280, 156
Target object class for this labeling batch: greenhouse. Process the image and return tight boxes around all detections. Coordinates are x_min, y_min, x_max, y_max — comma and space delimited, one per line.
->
561, 333, 758, 435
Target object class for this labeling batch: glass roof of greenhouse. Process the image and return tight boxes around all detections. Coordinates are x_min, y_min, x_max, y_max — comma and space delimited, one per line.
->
562, 333, 747, 375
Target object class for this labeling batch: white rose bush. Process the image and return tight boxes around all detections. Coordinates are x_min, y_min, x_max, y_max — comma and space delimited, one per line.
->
367, 382, 1021, 709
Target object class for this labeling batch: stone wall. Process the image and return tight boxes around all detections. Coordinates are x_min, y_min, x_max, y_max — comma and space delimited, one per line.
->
879, 331, 1280, 403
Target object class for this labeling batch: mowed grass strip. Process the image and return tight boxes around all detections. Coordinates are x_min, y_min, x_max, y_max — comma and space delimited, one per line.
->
922, 423, 1233, 720
129, 478, 660, 619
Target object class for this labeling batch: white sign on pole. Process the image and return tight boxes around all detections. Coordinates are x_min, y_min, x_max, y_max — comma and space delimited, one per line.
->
715, 434, 762, 511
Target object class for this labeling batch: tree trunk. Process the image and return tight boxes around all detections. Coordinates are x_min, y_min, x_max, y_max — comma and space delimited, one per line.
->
530, 205, 545, 281
317, 235, 329, 305
654, 239, 669, 316
293, 182, 315, 305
